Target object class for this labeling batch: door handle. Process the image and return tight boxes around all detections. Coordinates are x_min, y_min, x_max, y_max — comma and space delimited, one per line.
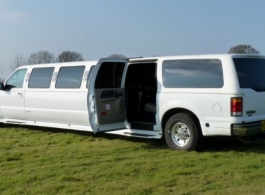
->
17, 93, 22, 97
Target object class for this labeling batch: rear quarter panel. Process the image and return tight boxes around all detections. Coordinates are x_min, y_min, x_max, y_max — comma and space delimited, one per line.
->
156, 55, 244, 136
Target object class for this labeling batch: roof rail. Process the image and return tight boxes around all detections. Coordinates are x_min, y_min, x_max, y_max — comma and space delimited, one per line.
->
129, 58, 158, 62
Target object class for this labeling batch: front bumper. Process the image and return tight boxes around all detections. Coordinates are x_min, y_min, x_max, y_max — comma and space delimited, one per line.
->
232, 122, 264, 136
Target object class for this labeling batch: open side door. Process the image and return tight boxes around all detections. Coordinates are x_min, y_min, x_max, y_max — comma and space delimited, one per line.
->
88, 59, 128, 133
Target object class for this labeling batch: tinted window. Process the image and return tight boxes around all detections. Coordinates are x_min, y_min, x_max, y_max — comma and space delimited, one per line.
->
95, 62, 125, 88
6, 69, 27, 88
56, 66, 85, 88
162, 59, 223, 88
28, 67, 54, 88
233, 58, 265, 91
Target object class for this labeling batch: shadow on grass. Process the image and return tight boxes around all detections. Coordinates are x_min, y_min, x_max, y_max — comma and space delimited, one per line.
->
197, 136, 265, 154
4, 124, 265, 153
92, 134, 265, 154
93, 132, 265, 154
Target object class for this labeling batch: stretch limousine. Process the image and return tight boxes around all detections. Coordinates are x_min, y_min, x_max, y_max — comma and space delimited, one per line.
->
1, 54, 265, 151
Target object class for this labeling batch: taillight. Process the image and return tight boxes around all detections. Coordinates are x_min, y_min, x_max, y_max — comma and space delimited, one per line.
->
231, 97, 243, 116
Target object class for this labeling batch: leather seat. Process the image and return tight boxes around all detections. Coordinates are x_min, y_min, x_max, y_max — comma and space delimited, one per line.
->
144, 103, 156, 113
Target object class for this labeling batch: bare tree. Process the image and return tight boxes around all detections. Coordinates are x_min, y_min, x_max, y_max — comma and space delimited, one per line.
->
228, 45, 260, 54
10, 54, 26, 71
107, 54, 127, 59
27, 51, 55, 64
57, 51, 84, 62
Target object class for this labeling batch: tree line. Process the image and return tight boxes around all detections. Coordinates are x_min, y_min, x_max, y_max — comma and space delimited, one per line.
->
10, 51, 85, 71
0, 44, 260, 81
10, 51, 128, 71
0, 51, 126, 81
9, 44, 261, 70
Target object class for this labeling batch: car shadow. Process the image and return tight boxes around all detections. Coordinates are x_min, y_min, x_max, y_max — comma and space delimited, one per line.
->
4, 124, 265, 153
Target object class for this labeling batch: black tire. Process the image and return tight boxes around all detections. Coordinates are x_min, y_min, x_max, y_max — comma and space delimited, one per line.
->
164, 113, 199, 151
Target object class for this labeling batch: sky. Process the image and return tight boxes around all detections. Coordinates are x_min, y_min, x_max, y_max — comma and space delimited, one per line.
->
0, 0, 265, 79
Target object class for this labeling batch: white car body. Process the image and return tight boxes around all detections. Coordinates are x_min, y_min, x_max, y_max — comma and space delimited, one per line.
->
1, 54, 265, 150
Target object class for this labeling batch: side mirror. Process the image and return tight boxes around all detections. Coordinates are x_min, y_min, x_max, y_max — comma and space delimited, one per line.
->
0, 83, 4, 90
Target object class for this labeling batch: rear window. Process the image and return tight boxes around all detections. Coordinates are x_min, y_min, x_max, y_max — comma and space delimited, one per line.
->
162, 59, 223, 88
233, 58, 265, 91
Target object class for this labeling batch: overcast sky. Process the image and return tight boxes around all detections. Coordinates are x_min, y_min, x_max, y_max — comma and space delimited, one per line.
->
0, 0, 265, 78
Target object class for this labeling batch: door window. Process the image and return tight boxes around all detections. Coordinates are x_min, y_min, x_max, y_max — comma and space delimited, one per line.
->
95, 62, 125, 88
6, 69, 27, 88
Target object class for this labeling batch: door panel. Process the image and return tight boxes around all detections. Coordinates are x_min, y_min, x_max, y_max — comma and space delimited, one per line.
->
88, 59, 127, 133
0, 88, 26, 120
25, 90, 89, 125
95, 88, 125, 125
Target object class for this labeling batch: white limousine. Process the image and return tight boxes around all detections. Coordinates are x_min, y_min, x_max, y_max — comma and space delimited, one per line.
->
1, 54, 265, 150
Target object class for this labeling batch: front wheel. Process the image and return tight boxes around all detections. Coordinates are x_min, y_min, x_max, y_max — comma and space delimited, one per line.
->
165, 113, 199, 151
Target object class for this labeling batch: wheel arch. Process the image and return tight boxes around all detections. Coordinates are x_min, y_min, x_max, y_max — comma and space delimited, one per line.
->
161, 108, 202, 137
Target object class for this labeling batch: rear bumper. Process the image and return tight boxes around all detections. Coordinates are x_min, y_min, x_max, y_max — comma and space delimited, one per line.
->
232, 122, 263, 136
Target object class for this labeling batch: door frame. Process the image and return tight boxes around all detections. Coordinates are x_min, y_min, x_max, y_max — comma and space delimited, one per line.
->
88, 58, 128, 133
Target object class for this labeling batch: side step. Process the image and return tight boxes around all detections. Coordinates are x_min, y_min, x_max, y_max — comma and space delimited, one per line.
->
5, 121, 25, 124
130, 122, 155, 130
123, 132, 153, 138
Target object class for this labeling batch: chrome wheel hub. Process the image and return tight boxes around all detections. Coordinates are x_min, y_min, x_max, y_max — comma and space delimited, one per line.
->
171, 122, 190, 147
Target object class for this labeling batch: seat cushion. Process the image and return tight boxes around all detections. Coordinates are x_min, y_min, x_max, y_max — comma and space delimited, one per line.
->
144, 103, 156, 113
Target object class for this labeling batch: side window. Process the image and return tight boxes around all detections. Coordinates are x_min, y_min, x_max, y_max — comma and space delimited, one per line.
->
162, 59, 223, 88
6, 69, 27, 89
28, 67, 54, 88
86, 66, 95, 89
55, 66, 85, 88
95, 62, 125, 88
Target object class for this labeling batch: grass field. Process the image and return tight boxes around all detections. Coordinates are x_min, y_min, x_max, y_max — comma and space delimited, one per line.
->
1, 125, 265, 195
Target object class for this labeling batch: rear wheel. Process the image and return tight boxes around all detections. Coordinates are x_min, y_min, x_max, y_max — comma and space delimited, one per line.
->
165, 113, 198, 151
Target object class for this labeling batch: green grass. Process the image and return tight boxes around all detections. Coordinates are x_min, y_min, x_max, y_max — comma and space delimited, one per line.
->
1, 126, 265, 195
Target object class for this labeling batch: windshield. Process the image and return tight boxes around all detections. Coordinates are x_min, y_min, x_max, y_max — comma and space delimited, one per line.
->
233, 58, 265, 91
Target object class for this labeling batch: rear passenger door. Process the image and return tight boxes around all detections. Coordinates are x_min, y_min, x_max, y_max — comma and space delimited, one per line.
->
0, 68, 27, 120
88, 59, 127, 133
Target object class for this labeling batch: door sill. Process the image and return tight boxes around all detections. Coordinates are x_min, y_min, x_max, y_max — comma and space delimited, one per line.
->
130, 122, 155, 130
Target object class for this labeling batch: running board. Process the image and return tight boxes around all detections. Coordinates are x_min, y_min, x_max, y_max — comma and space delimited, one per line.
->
6, 121, 25, 124
123, 132, 155, 138
106, 129, 162, 139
